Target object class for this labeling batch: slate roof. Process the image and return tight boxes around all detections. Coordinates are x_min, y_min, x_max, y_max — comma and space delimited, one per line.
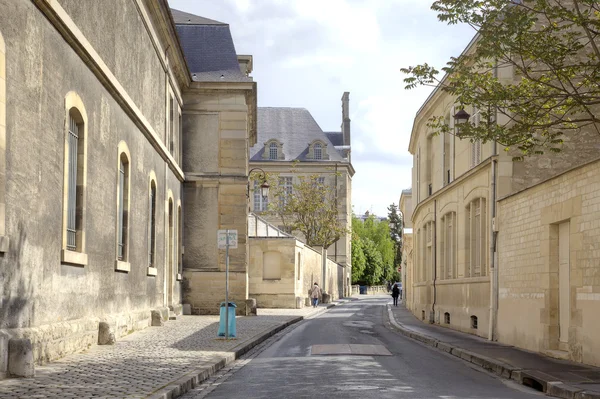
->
325, 131, 343, 147
171, 9, 250, 82
250, 108, 345, 162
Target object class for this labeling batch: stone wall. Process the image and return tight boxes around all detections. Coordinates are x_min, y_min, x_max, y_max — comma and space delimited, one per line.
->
498, 159, 600, 366
249, 238, 340, 308
0, 0, 185, 366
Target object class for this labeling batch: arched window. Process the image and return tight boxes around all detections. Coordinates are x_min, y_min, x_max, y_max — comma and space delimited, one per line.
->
0, 31, 6, 252
148, 177, 157, 269
177, 204, 182, 276
167, 195, 174, 304
314, 143, 322, 160
115, 142, 131, 270
62, 92, 88, 266
269, 142, 278, 160
466, 197, 487, 277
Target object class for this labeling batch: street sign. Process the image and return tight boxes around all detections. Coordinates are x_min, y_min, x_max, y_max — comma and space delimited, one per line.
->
218, 230, 238, 249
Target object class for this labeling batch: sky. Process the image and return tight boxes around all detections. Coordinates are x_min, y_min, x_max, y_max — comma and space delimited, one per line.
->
169, 0, 475, 217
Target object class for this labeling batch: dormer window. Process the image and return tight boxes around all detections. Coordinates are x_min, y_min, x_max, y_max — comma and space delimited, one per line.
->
263, 140, 284, 160
269, 142, 278, 160
314, 143, 322, 160
308, 140, 328, 160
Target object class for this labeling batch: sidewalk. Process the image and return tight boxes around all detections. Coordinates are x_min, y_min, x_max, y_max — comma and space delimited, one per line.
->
388, 303, 600, 399
0, 299, 349, 399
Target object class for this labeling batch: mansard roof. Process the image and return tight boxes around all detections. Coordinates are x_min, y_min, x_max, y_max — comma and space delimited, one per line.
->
171, 8, 250, 82
250, 108, 345, 162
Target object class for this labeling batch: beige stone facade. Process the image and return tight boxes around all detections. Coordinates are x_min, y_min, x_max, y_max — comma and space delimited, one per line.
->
248, 214, 341, 308
406, 36, 600, 365
399, 189, 413, 304
498, 160, 600, 366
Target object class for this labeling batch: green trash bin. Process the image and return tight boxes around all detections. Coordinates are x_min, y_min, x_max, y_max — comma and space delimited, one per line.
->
217, 302, 236, 338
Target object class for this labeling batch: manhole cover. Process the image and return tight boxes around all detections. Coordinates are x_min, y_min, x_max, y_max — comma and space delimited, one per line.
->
311, 344, 392, 356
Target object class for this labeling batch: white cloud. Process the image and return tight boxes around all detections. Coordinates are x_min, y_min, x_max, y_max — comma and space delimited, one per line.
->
169, 0, 474, 216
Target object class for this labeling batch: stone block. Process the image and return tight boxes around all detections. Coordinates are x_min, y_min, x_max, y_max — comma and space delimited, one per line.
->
296, 296, 304, 309
0, 331, 7, 374
182, 304, 192, 315
151, 310, 164, 327
98, 322, 115, 345
8, 338, 34, 378
245, 298, 257, 316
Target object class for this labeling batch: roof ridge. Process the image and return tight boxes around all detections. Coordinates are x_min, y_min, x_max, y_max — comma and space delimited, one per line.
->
170, 8, 228, 25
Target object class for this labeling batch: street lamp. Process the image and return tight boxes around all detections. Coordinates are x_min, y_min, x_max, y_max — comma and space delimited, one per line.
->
453, 108, 470, 136
247, 168, 270, 199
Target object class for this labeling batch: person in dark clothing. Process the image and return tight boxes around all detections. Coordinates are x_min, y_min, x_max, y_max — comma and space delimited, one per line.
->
391, 284, 400, 306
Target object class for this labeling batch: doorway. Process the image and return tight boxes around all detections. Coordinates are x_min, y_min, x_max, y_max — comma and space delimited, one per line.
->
558, 221, 570, 349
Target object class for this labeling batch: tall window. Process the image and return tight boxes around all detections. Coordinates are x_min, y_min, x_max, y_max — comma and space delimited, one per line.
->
167, 198, 174, 303
269, 142, 278, 160
314, 143, 322, 159
253, 180, 268, 212
470, 106, 482, 167
441, 212, 456, 279
466, 198, 487, 277
117, 152, 130, 261
178, 205, 183, 275
280, 176, 293, 206
426, 136, 432, 196
168, 95, 174, 154
148, 180, 157, 267
62, 93, 88, 266
66, 114, 82, 251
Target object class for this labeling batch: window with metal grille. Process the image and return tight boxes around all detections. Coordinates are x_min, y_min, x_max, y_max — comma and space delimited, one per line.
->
148, 181, 157, 267
471, 315, 478, 329
117, 154, 129, 261
314, 143, 322, 159
269, 142, 278, 160
66, 116, 79, 251
444, 312, 450, 324
253, 180, 268, 212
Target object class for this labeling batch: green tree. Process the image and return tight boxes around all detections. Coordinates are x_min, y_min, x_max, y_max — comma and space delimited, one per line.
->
401, 1, 600, 157
361, 238, 384, 286
351, 214, 396, 284
351, 234, 366, 283
387, 203, 403, 281
265, 172, 347, 249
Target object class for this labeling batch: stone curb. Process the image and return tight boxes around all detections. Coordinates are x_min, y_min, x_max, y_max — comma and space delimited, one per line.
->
147, 302, 343, 399
386, 305, 600, 399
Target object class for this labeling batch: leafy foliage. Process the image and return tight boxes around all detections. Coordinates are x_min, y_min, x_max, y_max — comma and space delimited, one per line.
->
265, 171, 347, 249
351, 214, 397, 284
401, 0, 600, 157
387, 203, 403, 271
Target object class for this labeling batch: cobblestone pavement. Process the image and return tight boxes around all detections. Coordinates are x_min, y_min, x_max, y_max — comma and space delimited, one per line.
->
0, 314, 304, 399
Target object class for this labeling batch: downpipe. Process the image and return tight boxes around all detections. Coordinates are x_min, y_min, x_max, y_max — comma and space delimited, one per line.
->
488, 147, 498, 340
431, 199, 437, 324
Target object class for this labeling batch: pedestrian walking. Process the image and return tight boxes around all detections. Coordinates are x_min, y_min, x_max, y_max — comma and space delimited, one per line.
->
311, 283, 321, 308
391, 283, 400, 307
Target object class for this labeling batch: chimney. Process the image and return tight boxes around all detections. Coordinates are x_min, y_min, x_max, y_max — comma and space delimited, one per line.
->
341, 92, 351, 158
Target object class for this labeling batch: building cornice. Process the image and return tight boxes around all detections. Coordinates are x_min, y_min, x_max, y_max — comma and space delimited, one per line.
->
33, 0, 184, 181
249, 160, 356, 177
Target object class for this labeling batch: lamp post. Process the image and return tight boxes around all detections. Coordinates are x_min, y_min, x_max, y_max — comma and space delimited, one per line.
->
453, 108, 470, 135
247, 168, 270, 199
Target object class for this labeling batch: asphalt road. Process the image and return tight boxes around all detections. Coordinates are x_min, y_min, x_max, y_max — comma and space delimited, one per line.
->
185, 297, 543, 399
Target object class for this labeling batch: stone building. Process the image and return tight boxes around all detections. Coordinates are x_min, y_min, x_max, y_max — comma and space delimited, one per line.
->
248, 94, 354, 297
172, 10, 257, 315
406, 35, 600, 365
399, 189, 412, 304
0, 1, 257, 374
